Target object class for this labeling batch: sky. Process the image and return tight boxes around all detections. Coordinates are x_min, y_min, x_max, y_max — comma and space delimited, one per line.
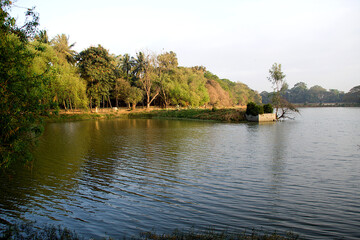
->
10, 0, 360, 92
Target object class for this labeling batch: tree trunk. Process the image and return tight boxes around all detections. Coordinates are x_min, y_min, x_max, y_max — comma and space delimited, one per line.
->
102, 95, 105, 110
90, 97, 92, 112
69, 97, 73, 111
147, 91, 159, 110
108, 96, 112, 108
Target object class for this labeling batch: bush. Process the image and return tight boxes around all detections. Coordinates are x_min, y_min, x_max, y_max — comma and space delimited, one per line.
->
246, 102, 263, 116
263, 103, 273, 113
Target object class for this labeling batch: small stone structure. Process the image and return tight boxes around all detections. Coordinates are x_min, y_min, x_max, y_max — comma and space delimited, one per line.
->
246, 113, 277, 122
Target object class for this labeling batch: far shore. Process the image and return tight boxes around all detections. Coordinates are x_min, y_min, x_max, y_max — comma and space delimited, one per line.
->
44, 103, 358, 123
45, 106, 248, 123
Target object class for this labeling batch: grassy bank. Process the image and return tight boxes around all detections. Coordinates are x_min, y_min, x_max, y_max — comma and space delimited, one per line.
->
128, 108, 246, 122
44, 108, 247, 123
0, 223, 299, 240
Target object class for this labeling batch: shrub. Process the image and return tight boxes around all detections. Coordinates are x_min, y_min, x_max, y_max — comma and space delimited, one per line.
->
263, 103, 274, 113
246, 102, 264, 116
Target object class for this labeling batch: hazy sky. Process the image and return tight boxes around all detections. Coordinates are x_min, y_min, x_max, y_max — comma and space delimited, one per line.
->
11, 0, 360, 92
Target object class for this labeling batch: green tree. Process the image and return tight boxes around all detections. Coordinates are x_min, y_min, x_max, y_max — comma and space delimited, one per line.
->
51, 34, 77, 64
35, 30, 49, 44
0, 1, 49, 167
343, 85, 360, 103
114, 78, 131, 108
125, 87, 143, 110
267, 63, 298, 119
308, 85, 327, 103
157, 51, 178, 108
77, 45, 116, 110
118, 53, 135, 81
289, 82, 309, 103
30, 40, 88, 110
134, 52, 159, 109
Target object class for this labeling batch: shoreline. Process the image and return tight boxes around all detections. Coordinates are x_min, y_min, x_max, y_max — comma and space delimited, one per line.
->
44, 107, 248, 123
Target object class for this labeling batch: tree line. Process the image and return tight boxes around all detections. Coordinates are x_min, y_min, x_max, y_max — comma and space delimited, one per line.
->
261, 82, 360, 104
29, 33, 263, 112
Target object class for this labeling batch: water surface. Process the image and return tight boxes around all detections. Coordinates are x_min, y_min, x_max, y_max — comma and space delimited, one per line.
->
1, 108, 359, 239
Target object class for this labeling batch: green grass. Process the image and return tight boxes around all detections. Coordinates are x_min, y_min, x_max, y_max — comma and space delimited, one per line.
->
43, 108, 247, 123
128, 108, 246, 122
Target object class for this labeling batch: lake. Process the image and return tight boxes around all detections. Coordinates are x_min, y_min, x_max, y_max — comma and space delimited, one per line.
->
0, 108, 359, 239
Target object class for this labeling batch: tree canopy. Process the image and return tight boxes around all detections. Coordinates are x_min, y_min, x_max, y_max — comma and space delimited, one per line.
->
0, 1, 48, 167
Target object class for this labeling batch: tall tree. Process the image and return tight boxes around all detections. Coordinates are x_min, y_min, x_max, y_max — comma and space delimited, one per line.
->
343, 85, 360, 103
77, 45, 116, 110
157, 51, 178, 108
268, 63, 298, 119
0, 1, 49, 167
125, 87, 143, 110
121, 53, 135, 80
114, 78, 131, 108
51, 34, 77, 64
308, 85, 327, 103
35, 30, 49, 44
134, 52, 159, 109
289, 82, 308, 103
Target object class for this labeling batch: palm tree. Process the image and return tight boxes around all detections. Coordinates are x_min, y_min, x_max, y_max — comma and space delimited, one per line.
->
51, 34, 77, 64
133, 52, 146, 79
121, 53, 135, 79
35, 30, 49, 44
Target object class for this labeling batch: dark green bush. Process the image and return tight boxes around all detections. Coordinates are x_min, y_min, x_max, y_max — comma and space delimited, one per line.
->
263, 103, 274, 113
246, 102, 264, 116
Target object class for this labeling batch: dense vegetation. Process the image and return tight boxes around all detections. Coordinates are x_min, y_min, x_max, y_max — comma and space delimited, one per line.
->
261, 82, 360, 105
246, 102, 273, 116
0, 1, 50, 168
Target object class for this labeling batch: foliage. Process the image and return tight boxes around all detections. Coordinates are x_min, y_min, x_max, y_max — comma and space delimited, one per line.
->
246, 102, 264, 116
157, 51, 178, 108
170, 67, 209, 107
29, 40, 88, 110
267, 63, 298, 119
263, 104, 273, 113
0, 1, 50, 168
134, 51, 160, 108
204, 72, 261, 106
51, 34, 77, 64
262, 82, 346, 104
206, 79, 233, 107
125, 87, 144, 110
343, 85, 360, 103
77, 45, 116, 109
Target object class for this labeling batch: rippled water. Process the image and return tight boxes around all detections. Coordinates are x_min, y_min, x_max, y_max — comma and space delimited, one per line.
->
1, 108, 359, 239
